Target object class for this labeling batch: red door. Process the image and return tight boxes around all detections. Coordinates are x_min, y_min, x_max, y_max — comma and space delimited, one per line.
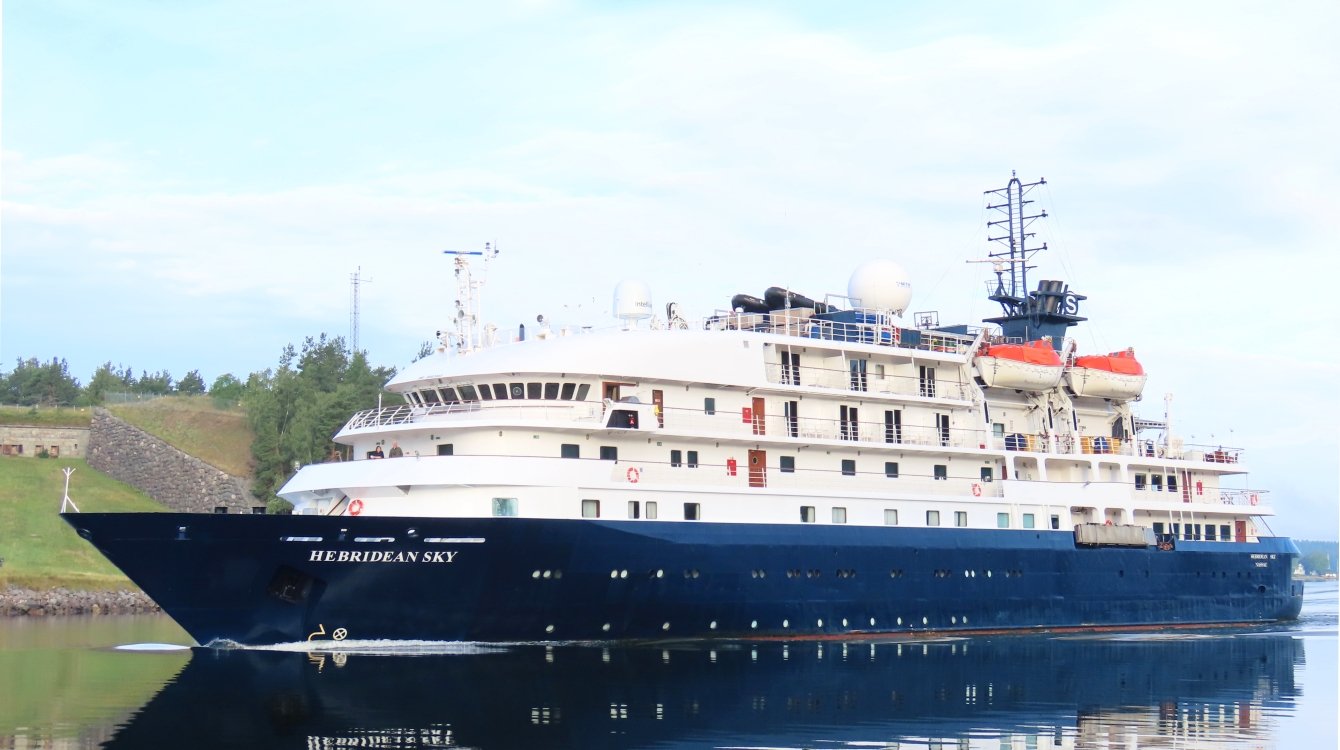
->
748, 449, 766, 488
1235, 520, 1247, 542
652, 390, 664, 428
752, 397, 766, 435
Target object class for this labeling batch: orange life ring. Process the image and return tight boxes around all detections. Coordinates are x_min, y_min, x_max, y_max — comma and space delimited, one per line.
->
1249, 493, 1259, 506
971, 483, 982, 497
626, 467, 640, 483
349, 498, 364, 516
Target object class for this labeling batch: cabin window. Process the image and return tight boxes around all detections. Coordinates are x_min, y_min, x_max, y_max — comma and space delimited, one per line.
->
544, 383, 560, 400
997, 513, 1010, 528
936, 413, 950, 446
575, 384, 591, 401
600, 446, 618, 461
1167, 474, 1178, 493
981, 467, 993, 482
582, 499, 600, 518
841, 459, 856, 476
1151, 475, 1163, 492
561, 444, 580, 459
884, 509, 898, 526
670, 450, 683, 467
684, 503, 701, 521
927, 510, 941, 527
1171, 523, 1180, 538
646, 501, 658, 520
885, 410, 902, 444
1205, 524, 1216, 541
1023, 513, 1035, 529
885, 462, 899, 478
800, 506, 816, 523
780, 456, 795, 473
1134, 473, 1147, 490
955, 511, 968, 527
560, 383, 576, 400
492, 498, 518, 517
993, 423, 1005, 438
839, 405, 858, 440
214, 507, 228, 514
437, 444, 453, 456
459, 385, 479, 401
509, 383, 525, 399
934, 465, 948, 480
421, 389, 441, 404
478, 384, 493, 400
1193, 524, 1202, 541
687, 451, 699, 468
628, 501, 640, 519
1051, 515, 1060, 530
1153, 522, 1165, 535
527, 383, 542, 399
441, 387, 460, 403
704, 397, 716, 415
849, 359, 867, 392
832, 507, 847, 524
784, 400, 799, 437
1219, 524, 1230, 540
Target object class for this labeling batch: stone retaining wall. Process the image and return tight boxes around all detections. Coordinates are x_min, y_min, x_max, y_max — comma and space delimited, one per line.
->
1, 585, 160, 616
88, 408, 257, 514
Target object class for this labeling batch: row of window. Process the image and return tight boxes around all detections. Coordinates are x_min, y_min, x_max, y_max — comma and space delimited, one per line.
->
1135, 473, 1205, 495
410, 381, 592, 406
579, 499, 700, 520
565, 500, 1060, 529
1153, 522, 1236, 541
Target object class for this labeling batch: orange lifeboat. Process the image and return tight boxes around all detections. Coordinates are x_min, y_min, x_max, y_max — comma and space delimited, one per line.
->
1065, 348, 1146, 399
974, 340, 1064, 391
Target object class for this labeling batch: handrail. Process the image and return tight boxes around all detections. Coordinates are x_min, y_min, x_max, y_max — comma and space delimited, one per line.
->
703, 309, 980, 355
660, 406, 986, 448
762, 362, 972, 401
610, 458, 1002, 497
343, 401, 605, 431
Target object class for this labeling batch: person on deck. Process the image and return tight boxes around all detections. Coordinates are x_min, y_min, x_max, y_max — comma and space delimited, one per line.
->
388, 442, 404, 458
369, 445, 385, 459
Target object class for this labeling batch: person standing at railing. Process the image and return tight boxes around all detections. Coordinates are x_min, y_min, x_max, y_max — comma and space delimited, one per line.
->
369, 445, 385, 459
388, 441, 404, 458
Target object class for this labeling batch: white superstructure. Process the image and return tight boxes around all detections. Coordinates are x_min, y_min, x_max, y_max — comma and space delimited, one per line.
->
280, 252, 1269, 549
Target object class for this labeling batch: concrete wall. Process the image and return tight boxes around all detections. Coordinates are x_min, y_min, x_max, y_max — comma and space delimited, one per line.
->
0, 425, 90, 458
87, 408, 259, 514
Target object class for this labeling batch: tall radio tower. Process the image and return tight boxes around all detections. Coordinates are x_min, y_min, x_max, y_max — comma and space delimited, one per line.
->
349, 267, 369, 353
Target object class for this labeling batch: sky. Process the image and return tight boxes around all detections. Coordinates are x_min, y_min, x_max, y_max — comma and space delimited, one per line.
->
3, 0, 1337, 539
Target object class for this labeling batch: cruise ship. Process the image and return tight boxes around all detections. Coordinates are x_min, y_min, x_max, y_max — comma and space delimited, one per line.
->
64, 175, 1302, 646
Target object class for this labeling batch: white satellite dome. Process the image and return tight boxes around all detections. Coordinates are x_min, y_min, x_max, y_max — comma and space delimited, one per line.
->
847, 259, 913, 315
613, 278, 653, 328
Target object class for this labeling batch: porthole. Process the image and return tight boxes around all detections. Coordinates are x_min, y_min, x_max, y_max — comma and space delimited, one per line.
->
545, 625, 554, 633
870, 618, 876, 626
842, 618, 848, 627
662, 622, 671, 630
620, 570, 628, 578
692, 570, 700, 579
710, 621, 717, 629
782, 619, 789, 628
817, 619, 824, 627
602, 623, 610, 632
963, 616, 968, 624
751, 620, 758, 628
897, 617, 902, 625
543, 570, 551, 578
532, 570, 541, 578
951, 616, 956, 624
758, 569, 765, 578
987, 570, 992, 577
610, 570, 618, 578
656, 569, 664, 578
922, 617, 928, 625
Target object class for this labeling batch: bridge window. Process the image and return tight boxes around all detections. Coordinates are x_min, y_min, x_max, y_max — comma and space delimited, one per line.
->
560, 383, 576, 400
1167, 474, 1178, 493
575, 384, 591, 401
440, 387, 459, 403
421, 389, 440, 404
544, 383, 560, 399
527, 383, 542, 399
459, 385, 479, 401
509, 383, 525, 399
1205, 524, 1216, 541
478, 384, 493, 400
492, 384, 508, 399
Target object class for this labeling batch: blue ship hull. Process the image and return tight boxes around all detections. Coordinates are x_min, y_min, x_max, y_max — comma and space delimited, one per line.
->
63, 512, 1303, 646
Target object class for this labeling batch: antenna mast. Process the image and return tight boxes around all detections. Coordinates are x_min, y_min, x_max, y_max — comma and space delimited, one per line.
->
443, 243, 499, 355
983, 171, 1047, 301
350, 267, 362, 353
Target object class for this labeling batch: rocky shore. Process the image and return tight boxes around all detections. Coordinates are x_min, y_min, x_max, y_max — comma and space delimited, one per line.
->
1, 585, 161, 617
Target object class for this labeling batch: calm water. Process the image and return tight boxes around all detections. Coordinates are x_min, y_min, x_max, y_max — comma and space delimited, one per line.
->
1, 583, 1334, 749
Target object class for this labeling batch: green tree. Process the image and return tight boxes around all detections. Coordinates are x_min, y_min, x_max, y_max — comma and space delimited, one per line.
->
210, 373, 246, 407
1301, 550, 1331, 575
244, 334, 399, 508
0, 357, 82, 406
83, 362, 136, 405
134, 370, 174, 395
177, 369, 206, 395
412, 340, 435, 362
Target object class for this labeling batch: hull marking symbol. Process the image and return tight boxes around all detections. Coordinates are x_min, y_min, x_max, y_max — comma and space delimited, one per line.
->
307, 624, 327, 641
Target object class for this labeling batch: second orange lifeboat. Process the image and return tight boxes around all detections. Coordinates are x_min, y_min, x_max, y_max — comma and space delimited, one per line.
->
974, 340, 1064, 391
1065, 348, 1146, 399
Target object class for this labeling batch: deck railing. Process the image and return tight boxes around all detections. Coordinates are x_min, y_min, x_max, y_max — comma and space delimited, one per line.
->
762, 362, 972, 401
611, 459, 1002, 497
344, 401, 605, 431
661, 407, 986, 449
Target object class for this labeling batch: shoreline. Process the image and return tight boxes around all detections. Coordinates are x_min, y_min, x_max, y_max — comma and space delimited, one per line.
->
2, 584, 161, 617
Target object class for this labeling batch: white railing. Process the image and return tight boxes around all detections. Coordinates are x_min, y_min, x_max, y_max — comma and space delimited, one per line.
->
762, 362, 972, 401
611, 460, 1002, 497
660, 407, 986, 449
344, 401, 605, 431
987, 434, 1248, 465
703, 310, 981, 355
1133, 487, 1271, 508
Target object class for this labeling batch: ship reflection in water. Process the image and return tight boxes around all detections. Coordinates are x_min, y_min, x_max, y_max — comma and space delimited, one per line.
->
104, 633, 1305, 749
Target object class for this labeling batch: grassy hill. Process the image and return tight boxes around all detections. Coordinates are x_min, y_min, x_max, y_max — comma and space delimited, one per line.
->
107, 395, 254, 477
0, 405, 92, 428
0, 457, 166, 590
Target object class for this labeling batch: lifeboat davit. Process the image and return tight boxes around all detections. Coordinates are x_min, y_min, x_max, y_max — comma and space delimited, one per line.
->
974, 340, 1064, 391
1066, 348, 1146, 399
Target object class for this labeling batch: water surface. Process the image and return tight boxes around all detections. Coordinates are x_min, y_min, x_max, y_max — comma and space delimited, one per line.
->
2, 582, 1334, 749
